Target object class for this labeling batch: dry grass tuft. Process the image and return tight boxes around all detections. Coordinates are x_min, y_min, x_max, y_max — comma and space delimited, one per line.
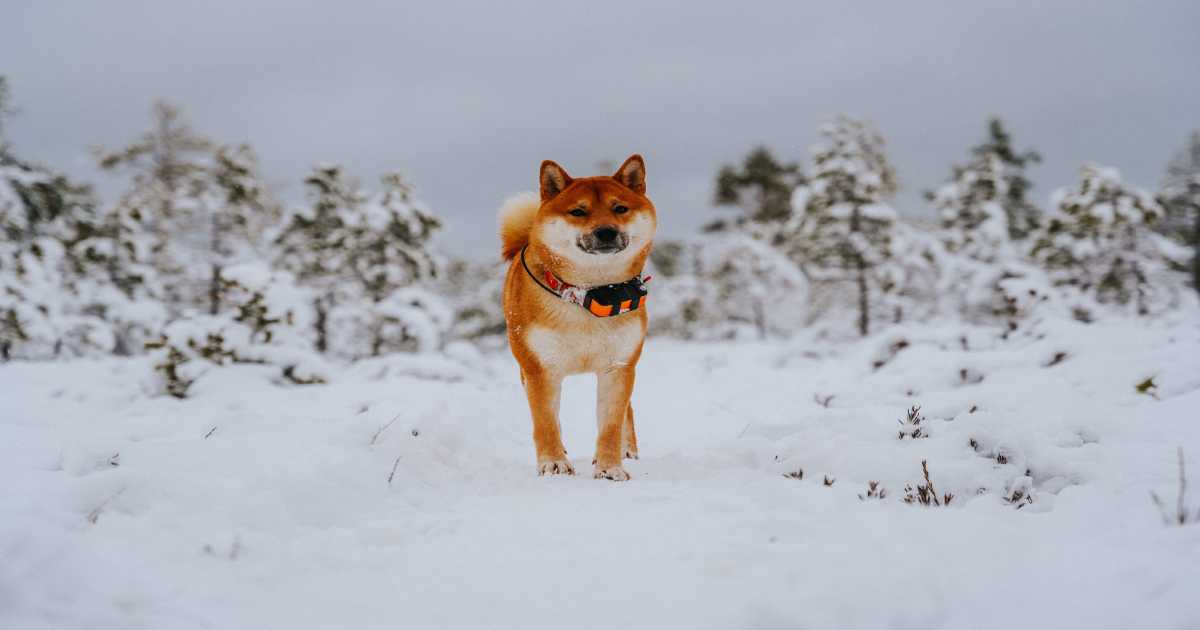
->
903, 460, 954, 507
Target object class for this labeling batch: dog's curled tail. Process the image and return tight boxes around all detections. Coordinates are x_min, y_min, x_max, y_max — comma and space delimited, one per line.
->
498, 192, 540, 261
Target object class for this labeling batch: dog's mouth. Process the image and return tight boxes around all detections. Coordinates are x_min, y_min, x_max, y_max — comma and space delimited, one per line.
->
577, 232, 629, 255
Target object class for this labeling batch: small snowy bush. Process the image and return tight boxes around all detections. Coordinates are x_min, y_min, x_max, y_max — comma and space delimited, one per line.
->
145, 264, 327, 397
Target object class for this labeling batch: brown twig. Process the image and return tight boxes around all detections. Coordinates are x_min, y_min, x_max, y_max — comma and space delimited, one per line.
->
370, 413, 402, 446
1151, 447, 1196, 526
387, 456, 402, 485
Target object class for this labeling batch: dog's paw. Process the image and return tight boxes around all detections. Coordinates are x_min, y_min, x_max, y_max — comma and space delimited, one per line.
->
593, 464, 631, 481
537, 458, 575, 476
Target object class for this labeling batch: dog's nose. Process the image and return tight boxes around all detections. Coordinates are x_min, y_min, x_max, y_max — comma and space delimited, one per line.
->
594, 226, 619, 243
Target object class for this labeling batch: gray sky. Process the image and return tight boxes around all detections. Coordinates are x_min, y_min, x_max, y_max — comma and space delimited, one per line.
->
3, 1, 1198, 258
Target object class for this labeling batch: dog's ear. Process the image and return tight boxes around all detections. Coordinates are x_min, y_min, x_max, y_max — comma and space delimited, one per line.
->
540, 160, 572, 201
613, 154, 646, 195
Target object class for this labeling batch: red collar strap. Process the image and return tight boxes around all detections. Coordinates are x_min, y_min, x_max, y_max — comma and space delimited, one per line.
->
520, 246, 650, 317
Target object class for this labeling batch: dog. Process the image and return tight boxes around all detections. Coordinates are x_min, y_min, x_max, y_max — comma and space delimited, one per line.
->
499, 155, 657, 480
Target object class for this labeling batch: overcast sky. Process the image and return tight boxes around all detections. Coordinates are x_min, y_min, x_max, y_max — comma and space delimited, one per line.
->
3, 1, 1198, 257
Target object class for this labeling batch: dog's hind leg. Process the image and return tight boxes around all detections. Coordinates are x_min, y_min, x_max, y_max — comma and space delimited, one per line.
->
622, 403, 639, 460
522, 370, 573, 476
593, 366, 635, 480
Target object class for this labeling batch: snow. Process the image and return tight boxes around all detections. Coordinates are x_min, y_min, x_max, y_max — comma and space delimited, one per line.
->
4, 315, 1200, 629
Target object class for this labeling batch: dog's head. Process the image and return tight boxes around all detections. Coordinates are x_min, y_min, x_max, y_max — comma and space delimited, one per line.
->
531, 155, 657, 283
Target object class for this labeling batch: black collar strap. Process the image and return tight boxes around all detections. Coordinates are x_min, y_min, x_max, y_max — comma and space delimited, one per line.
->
520, 246, 650, 317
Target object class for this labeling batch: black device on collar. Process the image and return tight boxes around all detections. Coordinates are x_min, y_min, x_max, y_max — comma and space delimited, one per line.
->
520, 246, 649, 318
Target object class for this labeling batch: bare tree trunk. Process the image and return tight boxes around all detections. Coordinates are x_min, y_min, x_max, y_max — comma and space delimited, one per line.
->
209, 209, 223, 315
209, 264, 221, 315
851, 204, 869, 337
856, 258, 869, 336
314, 294, 330, 354
1133, 259, 1148, 316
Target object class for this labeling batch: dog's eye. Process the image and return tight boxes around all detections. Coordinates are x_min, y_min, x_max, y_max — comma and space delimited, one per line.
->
613, 205, 629, 215
569, 208, 587, 217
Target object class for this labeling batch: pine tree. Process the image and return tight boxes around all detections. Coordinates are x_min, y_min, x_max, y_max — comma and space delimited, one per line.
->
928, 118, 1044, 323
207, 143, 278, 314
342, 171, 444, 357
711, 146, 804, 229
275, 164, 364, 354
0, 80, 112, 360
1031, 164, 1177, 315
789, 115, 901, 336
0, 168, 112, 359
929, 118, 1040, 257
345, 171, 440, 302
94, 102, 277, 350
96, 100, 214, 313
275, 165, 446, 358
1158, 131, 1200, 296
959, 119, 1041, 240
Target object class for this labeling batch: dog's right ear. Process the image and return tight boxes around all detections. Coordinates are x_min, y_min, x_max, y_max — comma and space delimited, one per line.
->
540, 160, 572, 202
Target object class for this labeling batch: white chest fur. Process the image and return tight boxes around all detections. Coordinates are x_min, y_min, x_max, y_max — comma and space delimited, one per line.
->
524, 314, 645, 376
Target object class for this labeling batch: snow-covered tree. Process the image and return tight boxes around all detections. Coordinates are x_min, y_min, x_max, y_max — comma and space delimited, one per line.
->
275, 164, 364, 353
0, 120, 113, 359
1158, 131, 1200, 295
205, 143, 279, 314
344, 172, 440, 301
96, 102, 278, 317
927, 118, 1045, 323
929, 118, 1041, 257
1031, 164, 1182, 316
96, 101, 214, 313
93, 102, 280, 352
275, 165, 448, 359
787, 115, 906, 336
942, 119, 1041, 242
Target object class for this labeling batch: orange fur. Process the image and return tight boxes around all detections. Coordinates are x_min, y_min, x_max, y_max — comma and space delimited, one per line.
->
498, 192, 539, 261
500, 155, 656, 480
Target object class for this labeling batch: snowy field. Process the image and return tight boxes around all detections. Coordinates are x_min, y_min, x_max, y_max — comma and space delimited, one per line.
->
3, 315, 1200, 630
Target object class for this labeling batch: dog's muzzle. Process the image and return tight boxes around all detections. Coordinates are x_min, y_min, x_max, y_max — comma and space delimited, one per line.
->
578, 225, 629, 254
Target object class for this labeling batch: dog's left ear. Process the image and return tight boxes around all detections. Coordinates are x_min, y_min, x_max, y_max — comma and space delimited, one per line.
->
613, 154, 646, 195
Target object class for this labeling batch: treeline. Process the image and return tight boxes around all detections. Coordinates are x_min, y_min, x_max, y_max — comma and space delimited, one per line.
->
2, 76, 1198, 390
650, 116, 1199, 339
0, 81, 504, 395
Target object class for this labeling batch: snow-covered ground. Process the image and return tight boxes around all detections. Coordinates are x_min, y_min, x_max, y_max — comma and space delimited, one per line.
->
3, 315, 1200, 629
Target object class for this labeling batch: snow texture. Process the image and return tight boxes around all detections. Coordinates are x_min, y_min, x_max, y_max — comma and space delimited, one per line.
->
4, 313, 1200, 629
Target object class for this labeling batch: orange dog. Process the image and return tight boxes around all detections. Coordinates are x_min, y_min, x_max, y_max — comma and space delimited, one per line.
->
499, 155, 657, 480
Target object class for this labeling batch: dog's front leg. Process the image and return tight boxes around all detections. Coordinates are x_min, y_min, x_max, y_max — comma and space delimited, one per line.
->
522, 369, 573, 476
594, 366, 635, 480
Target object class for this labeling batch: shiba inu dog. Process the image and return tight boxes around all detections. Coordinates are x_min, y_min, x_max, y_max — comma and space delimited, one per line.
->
499, 155, 656, 480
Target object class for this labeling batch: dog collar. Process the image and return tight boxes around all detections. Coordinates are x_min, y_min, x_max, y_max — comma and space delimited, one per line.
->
520, 246, 650, 317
